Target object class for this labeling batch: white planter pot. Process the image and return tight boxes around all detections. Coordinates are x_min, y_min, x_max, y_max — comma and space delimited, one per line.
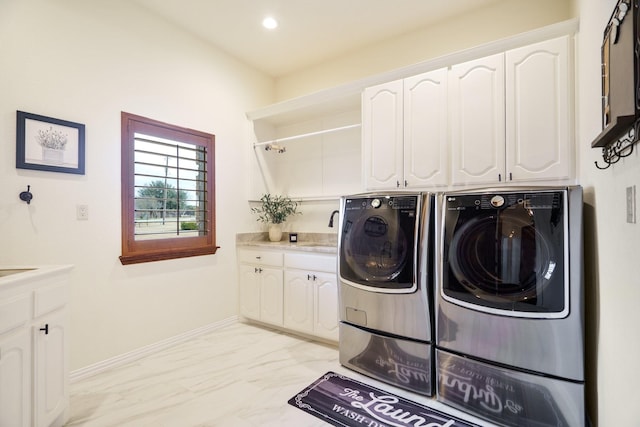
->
269, 224, 283, 242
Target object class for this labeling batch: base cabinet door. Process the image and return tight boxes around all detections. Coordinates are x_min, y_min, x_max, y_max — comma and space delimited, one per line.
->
33, 309, 68, 427
0, 331, 30, 427
239, 265, 262, 320
283, 271, 314, 334
260, 268, 284, 326
313, 272, 339, 341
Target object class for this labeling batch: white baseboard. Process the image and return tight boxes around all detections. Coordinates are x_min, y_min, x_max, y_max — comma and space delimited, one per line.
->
70, 316, 239, 383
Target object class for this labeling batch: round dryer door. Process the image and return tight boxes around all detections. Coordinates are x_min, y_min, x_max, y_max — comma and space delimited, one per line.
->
339, 195, 419, 291
344, 213, 408, 282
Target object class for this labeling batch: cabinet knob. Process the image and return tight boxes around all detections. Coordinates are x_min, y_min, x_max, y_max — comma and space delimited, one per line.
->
40, 324, 49, 335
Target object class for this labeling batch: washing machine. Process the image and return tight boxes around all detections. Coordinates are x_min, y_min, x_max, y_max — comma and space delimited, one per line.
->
338, 192, 434, 396
435, 186, 585, 426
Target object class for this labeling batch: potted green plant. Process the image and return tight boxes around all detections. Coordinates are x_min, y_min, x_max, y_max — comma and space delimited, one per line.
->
251, 193, 300, 241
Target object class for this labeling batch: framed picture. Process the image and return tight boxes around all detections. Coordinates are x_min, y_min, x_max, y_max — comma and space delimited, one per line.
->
16, 111, 85, 175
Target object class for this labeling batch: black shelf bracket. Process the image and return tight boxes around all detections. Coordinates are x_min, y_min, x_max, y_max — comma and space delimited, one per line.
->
595, 118, 638, 170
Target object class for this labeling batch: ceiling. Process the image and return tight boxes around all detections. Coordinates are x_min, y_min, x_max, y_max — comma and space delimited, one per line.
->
132, 0, 503, 78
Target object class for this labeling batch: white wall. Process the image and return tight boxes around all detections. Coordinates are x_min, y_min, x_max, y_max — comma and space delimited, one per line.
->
0, 0, 273, 370
275, 0, 572, 100
576, 1, 640, 425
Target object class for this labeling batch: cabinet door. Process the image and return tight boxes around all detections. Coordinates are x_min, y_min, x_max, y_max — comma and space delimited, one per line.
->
283, 271, 314, 334
506, 36, 572, 181
314, 272, 339, 341
404, 68, 449, 187
33, 309, 67, 427
260, 267, 284, 326
239, 264, 261, 320
450, 53, 506, 185
362, 80, 404, 190
0, 331, 30, 427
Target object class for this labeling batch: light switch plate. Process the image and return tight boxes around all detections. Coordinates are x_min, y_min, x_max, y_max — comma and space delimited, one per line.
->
77, 204, 89, 220
626, 185, 636, 224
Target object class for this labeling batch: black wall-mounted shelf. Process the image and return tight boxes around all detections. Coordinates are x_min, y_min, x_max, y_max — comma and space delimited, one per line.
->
595, 118, 638, 169
591, 0, 640, 167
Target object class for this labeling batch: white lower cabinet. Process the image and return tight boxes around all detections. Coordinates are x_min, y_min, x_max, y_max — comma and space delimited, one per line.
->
238, 249, 338, 342
312, 272, 339, 341
238, 250, 284, 327
33, 309, 68, 427
0, 329, 30, 427
283, 271, 315, 333
284, 253, 339, 342
0, 266, 71, 427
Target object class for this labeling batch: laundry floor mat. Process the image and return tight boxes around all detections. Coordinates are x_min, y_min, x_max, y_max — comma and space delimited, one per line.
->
288, 371, 480, 427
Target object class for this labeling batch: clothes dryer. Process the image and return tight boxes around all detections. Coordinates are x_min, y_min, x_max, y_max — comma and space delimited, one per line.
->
338, 192, 434, 396
435, 186, 585, 426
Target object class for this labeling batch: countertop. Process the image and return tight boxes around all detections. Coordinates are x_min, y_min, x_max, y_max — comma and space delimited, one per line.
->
236, 232, 337, 254
0, 265, 74, 289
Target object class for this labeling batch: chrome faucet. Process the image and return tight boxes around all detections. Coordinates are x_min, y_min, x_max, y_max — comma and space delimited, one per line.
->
328, 210, 339, 228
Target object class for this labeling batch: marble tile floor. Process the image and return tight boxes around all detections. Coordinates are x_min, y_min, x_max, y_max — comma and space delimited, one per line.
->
66, 322, 493, 427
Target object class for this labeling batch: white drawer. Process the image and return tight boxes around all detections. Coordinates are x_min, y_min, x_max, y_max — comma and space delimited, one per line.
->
284, 253, 337, 273
237, 249, 283, 267
34, 282, 68, 318
0, 294, 30, 336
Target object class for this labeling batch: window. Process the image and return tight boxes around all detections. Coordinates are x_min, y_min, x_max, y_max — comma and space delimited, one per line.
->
120, 112, 217, 264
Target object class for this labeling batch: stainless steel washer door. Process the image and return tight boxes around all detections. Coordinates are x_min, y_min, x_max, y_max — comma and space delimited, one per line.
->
442, 190, 568, 317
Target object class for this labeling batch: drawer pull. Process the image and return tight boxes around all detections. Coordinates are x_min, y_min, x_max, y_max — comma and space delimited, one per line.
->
40, 324, 49, 335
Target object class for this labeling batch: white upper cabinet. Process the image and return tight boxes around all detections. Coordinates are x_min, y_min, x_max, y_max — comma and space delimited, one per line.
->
404, 68, 449, 187
449, 53, 506, 186
362, 79, 404, 190
450, 35, 573, 186
505, 36, 572, 182
249, 21, 577, 196
363, 68, 449, 190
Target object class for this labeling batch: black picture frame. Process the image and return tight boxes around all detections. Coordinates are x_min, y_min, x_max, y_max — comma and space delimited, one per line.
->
16, 110, 85, 175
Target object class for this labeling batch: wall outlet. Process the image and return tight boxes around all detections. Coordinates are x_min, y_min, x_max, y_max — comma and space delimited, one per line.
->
77, 204, 89, 220
627, 186, 636, 224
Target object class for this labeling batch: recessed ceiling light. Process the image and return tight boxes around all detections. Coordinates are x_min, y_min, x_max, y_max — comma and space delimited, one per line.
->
262, 16, 278, 30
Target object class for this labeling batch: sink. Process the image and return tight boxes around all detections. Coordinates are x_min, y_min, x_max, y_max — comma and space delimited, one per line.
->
0, 268, 36, 278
